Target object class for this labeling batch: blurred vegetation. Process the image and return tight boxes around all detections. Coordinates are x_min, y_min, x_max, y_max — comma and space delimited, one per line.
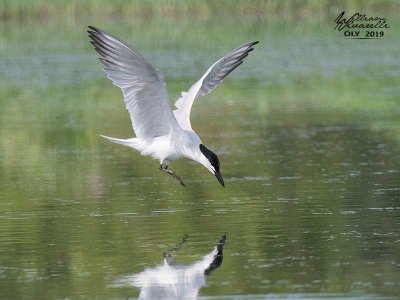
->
0, 0, 398, 24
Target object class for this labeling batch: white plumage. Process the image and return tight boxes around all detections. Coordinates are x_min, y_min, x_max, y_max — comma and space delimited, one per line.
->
88, 26, 258, 186
112, 235, 226, 299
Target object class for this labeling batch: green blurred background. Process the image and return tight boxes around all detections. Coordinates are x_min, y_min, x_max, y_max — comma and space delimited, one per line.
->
1, 1, 399, 299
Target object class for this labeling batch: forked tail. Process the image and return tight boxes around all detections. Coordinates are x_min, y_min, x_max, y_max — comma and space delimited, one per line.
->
100, 134, 138, 149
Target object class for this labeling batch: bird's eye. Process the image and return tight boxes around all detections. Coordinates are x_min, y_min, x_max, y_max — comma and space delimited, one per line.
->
200, 144, 220, 172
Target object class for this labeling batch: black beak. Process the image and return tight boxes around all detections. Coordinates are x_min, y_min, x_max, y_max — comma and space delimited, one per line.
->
215, 172, 225, 187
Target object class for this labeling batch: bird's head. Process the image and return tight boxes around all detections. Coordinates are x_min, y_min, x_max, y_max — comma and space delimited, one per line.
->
199, 144, 224, 187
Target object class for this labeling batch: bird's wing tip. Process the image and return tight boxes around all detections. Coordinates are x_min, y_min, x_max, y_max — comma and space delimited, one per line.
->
87, 25, 98, 32
87, 26, 104, 37
249, 41, 259, 48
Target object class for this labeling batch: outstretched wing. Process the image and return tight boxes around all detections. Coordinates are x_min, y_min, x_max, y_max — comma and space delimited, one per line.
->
173, 41, 258, 131
88, 26, 179, 138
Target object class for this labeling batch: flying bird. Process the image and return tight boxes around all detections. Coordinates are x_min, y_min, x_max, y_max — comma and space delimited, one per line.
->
88, 26, 258, 187
112, 234, 226, 299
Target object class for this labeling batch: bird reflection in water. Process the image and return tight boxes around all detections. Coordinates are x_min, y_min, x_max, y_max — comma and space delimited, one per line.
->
113, 234, 226, 299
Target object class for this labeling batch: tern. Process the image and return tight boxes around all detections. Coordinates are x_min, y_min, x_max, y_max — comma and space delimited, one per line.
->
113, 234, 226, 299
88, 26, 258, 187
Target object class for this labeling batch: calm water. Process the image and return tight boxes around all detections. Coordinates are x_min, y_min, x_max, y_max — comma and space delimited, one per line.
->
1, 13, 400, 300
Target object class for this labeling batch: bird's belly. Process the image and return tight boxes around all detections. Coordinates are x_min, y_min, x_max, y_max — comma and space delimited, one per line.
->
140, 137, 183, 163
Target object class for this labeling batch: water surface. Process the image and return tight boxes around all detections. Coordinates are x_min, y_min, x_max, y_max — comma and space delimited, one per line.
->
0, 8, 400, 299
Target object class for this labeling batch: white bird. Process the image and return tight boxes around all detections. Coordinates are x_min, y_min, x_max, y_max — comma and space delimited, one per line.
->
112, 234, 226, 300
88, 26, 258, 187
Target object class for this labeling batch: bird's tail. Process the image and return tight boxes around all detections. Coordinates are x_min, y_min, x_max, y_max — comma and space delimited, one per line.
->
100, 134, 139, 149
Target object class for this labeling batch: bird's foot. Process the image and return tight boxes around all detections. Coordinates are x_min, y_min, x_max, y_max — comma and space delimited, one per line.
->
159, 165, 186, 187
163, 234, 189, 263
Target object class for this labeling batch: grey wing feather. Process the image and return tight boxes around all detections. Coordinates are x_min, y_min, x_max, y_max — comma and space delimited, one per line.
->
88, 26, 178, 138
199, 41, 258, 96
173, 41, 258, 131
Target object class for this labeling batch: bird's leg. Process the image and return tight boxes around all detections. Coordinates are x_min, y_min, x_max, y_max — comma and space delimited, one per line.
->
159, 165, 186, 187
163, 234, 189, 264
